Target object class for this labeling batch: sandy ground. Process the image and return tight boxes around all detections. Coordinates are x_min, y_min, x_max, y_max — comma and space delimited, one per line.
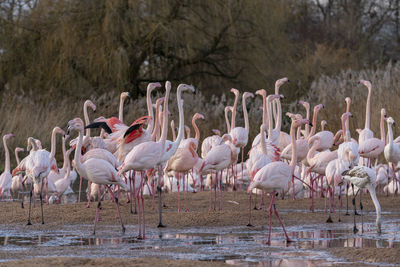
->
0, 191, 399, 266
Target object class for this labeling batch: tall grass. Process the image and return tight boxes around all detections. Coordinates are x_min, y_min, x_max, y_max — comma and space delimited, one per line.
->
289, 62, 400, 140
1, 62, 399, 169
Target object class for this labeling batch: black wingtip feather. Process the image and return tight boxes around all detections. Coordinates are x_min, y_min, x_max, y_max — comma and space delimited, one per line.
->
123, 123, 142, 138
85, 122, 112, 134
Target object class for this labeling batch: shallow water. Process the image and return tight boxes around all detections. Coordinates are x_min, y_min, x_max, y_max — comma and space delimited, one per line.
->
0, 216, 399, 266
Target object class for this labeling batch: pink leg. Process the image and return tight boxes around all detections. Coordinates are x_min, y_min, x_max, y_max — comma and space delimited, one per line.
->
219, 171, 222, 211
267, 193, 274, 245
93, 186, 101, 235
214, 172, 217, 211
78, 176, 82, 203
137, 173, 144, 239
86, 181, 92, 208
183, 173, 187, 212
141, 181, 146, 239
176, 173, 181, 213
247, 191, 253, 226
272, 192, 292, 243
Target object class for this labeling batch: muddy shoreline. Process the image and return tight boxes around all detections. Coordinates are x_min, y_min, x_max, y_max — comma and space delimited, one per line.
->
0, 191, 399, 266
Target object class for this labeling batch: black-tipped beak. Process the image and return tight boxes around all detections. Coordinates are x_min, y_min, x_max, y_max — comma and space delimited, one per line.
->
85, 122, 112, 134
322, 105, 325, 108
123, 123, 142, 138
287, 79, 290, 82
309, 122, 313, 127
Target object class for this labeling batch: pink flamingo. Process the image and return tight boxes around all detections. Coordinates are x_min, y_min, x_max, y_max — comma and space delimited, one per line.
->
11, 147, 25, 205
118, 81, 171, 238
358, 80, 374, 145
12, 127, 64, 225
54, 147, 75, 202
384, 117, 400, 194
248, 118, 311, 245
358, 108, 386, 163
199, 134, 233, 211
179, 113, 204, 149
67, 118, 128, 234
0, 134, 14, 199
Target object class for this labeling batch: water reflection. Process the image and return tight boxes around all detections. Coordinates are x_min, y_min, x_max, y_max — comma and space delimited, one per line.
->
0, 222, 399, 266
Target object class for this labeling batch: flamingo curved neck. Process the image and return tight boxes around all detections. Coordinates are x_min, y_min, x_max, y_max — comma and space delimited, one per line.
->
274, 98, 282, 132
289, 123, 297, 172
231, 92, 238, 129
260, 126, 267, 155
159, 88, 170, 152
365, 87, 371, 129
266, 98, 274, 138
388, 122, 394, 146
15, 150, 21, 165
261, 93, 268, 128
346, 101, 351, 132
61, 137, 68, 170
305, 105, 310, 137
367, 185, 381, 232
174, 88, 185, 146
380, 113, 385, 143
151, 101, 161, 141
49, 128, 58, 161
309, 108, 320, 138
119, 95, 125, 123
83, 101, 91, 137
3, 137, 10, 173
193, 116, 200, 141
243, 95, 250, 132
225, 108, 231, 133
64, 153, 71, 181
145, 87, 155, 133
73, 128, 86, 177
307, 137, 320, 164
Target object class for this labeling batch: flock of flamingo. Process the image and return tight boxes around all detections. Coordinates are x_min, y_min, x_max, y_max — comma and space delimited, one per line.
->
0, 78, 398, 243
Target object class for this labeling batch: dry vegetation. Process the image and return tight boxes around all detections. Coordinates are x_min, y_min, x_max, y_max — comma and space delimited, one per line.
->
1, 0, 400, 164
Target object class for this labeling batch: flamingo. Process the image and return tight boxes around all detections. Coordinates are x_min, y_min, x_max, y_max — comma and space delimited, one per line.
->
11, 147, 25, 204
384, 117, 400, 194
248, 118, 311, 245
199, 134, 233, 211
298, 100, 310, 138
12, 127, 64, 225
118, 81, 171, 238
179, 113, 204, 150
67, 118, 128, 234
0, 134, 14, 199
358, 108, 386, 163
341, 166, 382, 234
54, 147, 75, 202
358, 80, 374, 145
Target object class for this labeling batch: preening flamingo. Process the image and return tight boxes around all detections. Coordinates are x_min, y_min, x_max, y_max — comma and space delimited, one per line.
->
68, 118, 128, 234
248, 118, 311, 245
341, 166, 381, 234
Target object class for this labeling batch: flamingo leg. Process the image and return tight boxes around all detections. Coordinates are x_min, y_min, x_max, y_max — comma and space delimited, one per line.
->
21, 181, 25, 209
141, 182, 145, 239
93, 186, 102, 234
108, 185, 125, 233
326, 187, 333, 223
78, 176, 83, 203
27, 188, 33, 225
137, 173, 143, 239
360, 190, 364, 233
219, 171, 223, 211
157, 166, 166, 228
267, 193, 274, 245
272, 192, 292, 243
176, 173, 181, 213
86, 181, 92, 208
247, 190, 253, 227
214, 172, 217, 211
338, 186, 342, 222
40, 181, 45, 224
132, 171, 137, 214
352, 184, 359, 234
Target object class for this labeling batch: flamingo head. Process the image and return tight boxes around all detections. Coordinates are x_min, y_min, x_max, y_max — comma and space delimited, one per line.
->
53, 126, 65, 137
359, 80, 371, 90
255, 89, 266, 97
148, 82, 162, 92
387, 117, 395, 126
381, 108, 386, 118
345, 97, 351, 106
121, 91, 130, 100
230, 88, 239, 96
314, 104, 324, 113
15, 147, 24, 153
293, 118, 312, 129
211, 129, 221, 136
67, 118, 84, 135
193, 113, 205, 121
84, 100, 96, 112
275, 77, 289, 91
243, 92, 254, 100
3, 133, 13, 141
155, 97, 164, 108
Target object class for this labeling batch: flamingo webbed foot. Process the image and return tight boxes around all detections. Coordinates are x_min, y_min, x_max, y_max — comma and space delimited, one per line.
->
326, 216, 333, 223
157, 223, 166, 228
